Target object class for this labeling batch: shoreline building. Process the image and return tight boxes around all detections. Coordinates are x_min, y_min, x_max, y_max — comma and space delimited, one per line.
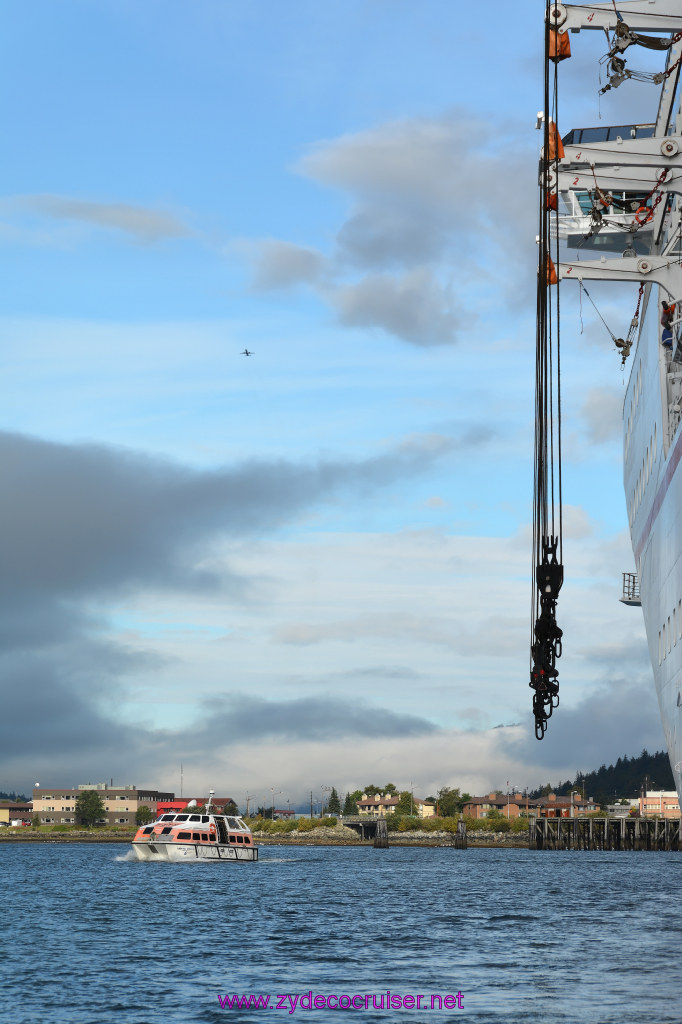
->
32, 783, 173, 826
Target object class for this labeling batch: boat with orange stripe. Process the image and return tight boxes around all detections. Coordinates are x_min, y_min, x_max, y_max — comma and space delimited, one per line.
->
131, 790, 258, 862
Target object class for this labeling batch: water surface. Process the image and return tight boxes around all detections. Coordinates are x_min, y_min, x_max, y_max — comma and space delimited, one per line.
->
2, 842, 679, 1023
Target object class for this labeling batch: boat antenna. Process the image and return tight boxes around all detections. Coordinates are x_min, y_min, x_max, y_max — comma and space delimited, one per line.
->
206, 789, 215, 814
530, 3, 565, 741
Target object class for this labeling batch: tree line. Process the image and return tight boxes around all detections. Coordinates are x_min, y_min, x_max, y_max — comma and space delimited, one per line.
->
528, 749, 675, 807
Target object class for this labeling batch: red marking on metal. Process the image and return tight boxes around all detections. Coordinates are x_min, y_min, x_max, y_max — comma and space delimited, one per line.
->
576, 152, 582, 160
573, 176, 579, 185
587, 12, 595, 22
635, 425, 682, 563
566, 266, 573, 275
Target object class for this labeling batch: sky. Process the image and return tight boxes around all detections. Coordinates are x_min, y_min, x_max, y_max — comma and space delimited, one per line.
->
0, 1, 672, 808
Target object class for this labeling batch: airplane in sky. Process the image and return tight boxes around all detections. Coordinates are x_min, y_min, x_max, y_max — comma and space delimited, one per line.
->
241, 348, 253, 356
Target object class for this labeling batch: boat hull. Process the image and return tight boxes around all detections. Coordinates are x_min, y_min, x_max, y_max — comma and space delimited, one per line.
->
131, 841, 258, 862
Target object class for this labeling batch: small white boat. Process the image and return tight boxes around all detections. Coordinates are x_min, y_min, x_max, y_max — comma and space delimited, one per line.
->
131, 792, 258, 862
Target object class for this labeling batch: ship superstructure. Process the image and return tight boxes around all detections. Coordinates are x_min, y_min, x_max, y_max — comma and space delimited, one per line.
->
541, 2, 682, 799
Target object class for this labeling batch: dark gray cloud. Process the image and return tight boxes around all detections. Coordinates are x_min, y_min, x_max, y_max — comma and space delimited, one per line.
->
330, 269, 459, 346
0, 428, 456, 790
0, 429, 455, 603
199, 693, 438, 741
251, 239, 326, 289
499, 676, 664, 772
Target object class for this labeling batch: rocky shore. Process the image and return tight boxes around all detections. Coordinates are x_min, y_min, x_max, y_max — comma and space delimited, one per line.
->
0, 823, 528, 848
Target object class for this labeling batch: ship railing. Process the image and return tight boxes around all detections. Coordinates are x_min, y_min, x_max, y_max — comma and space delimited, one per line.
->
620, 572, 641, 607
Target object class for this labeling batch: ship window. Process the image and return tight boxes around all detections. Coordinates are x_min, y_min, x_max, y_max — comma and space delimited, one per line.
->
189, 815, 201, 822
161, 827, 172, 834
192, 832, 202, 841
161, 815, 175, 821
201, 816, 210, 823
209, 833, 217, 842
177, 831, 192, 840
142, 826, 154, 835
236, 835, 244, 843
176, 815, 189, 821
229, 835, 237, 843
227, 817, 239, 829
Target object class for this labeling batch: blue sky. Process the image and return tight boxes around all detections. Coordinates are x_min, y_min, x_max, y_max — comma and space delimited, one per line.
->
0, 2, 667, 805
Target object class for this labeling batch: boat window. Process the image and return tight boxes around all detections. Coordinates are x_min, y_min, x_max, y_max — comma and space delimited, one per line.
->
142, 826, 154, 835
227, 817, 239, 829
177, 831, 192, 840
236, 835, 244, 843
192, 832, 202, 841
244, 836, 250, 844
237, 819, 247, 830
161, 827, 172, 835
201, 816, 210, 823
209, 833, 217, 842
189, 814, 201, 822
229, 835, 237, 843
176, 815, 189, 821
160, 815, 175, 821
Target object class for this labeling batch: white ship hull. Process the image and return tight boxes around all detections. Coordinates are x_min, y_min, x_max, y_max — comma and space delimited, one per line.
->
624, 302, 682, 803
131, 840, 258, 862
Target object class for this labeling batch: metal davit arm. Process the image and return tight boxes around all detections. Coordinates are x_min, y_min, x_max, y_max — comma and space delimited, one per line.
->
549, 2, 682, 34
558, 255, 682, 297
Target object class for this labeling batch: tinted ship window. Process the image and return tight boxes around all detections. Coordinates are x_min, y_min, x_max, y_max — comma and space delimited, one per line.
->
176, 815, 189, 821
177, 831, 191, 840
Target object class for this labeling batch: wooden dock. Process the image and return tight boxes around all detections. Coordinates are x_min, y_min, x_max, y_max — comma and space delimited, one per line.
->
530, 816, 681, 851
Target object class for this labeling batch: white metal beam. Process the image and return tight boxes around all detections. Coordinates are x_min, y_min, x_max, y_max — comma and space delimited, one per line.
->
557, 255, 682, 297
549, 2, 682, 34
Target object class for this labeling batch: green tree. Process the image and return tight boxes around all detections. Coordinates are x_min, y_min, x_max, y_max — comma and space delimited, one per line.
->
327, 787, 341, 815
437, 787, 471, 817
395, 791, 414, 815
31, 813, 41, 828
343, 793, 357, 815
135, 805, 155, 825
75, 790, 106, 827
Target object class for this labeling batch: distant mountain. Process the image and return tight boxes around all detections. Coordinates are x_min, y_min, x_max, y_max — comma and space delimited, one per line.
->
528, 750, 675, 806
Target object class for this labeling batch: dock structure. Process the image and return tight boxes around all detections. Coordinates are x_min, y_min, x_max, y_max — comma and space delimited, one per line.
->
454, 820, 467, 849
530, 816, 681, 851
373, 818, 389, 848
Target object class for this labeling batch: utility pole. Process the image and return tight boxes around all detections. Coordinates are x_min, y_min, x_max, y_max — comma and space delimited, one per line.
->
245, 793, 254, 817
310, 791, 313, 817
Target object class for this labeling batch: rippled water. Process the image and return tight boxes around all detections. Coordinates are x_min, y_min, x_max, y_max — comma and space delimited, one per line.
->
2, 842, 680, 1023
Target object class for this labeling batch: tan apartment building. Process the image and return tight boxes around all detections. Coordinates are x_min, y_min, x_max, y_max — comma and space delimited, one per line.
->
32, 783, 174, 826
356, 792, 435, 818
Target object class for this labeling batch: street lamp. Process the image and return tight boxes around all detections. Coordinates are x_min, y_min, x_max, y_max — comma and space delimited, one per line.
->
270, 787, 282, 820
245, 793, 254, 818
506, 781, 516, 819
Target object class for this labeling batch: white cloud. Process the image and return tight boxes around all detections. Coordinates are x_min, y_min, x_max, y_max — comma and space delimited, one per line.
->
3, 194, 190, 243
